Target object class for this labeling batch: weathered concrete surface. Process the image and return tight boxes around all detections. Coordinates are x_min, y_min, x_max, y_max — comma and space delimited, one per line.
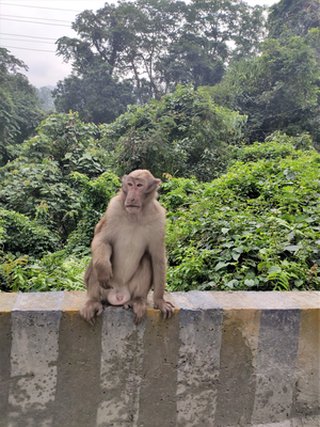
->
0, 291, 319, 427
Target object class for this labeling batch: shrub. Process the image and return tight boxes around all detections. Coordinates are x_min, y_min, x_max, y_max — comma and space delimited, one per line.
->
65, 171, 120, 254
0, 112, 113, 240
101, 85, 246, 181
0, 251, 87, 292
163, 138, 320, 291
0, 208, 59, 257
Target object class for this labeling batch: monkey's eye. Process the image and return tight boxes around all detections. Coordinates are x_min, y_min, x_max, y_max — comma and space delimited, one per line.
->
127, 182, 133, 187
137, 183, 143, 188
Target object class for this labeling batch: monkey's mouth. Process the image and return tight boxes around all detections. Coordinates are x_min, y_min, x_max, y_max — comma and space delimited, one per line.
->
125, 205, 142, 213
125, 204, 141, 209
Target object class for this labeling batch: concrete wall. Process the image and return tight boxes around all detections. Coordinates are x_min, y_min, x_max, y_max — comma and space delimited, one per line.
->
0, 291, 319, 427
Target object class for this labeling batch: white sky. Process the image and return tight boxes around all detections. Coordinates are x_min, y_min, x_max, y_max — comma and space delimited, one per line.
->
0, 0, 278, 88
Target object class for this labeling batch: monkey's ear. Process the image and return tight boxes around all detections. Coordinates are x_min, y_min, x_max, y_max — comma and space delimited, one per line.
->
121, 175, 128, 193
146, 178, 161, 193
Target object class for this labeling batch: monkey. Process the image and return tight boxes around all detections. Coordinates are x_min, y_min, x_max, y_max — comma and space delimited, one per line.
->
80, 169, 174, 324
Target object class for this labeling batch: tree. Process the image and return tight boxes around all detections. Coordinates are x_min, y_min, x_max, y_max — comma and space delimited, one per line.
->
0, 48, 44, 165
102, 85, 246, 181
268, 0, 320, 38
53, 62, 135, 123
160, 0, 266, 89
212, 34, 320, 143
56, 0, 187, 101
55, 0, 266, 112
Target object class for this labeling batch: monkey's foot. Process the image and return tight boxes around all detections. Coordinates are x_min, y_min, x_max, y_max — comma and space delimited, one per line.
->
80, 301, 103, 325
154, 299, 175, 319
132, 299, 147, 325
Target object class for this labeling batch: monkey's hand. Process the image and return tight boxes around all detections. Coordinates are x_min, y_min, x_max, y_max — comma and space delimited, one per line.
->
80, 300, 103, 325
95, 260, 113, 289
154, 298, 175, 319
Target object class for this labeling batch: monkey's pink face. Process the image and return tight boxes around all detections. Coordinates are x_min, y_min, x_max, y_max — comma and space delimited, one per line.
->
123, 178, 146, 213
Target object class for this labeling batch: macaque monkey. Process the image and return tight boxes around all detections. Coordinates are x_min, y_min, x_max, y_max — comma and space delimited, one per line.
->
80, 169, 174, 324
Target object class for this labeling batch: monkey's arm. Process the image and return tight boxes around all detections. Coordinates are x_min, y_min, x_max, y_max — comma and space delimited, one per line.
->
150, 238, 174, 318
81, 217, 113, 324
90, 217, 113, 288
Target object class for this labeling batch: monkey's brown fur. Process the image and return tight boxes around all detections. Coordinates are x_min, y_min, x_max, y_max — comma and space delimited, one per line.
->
80, 169, 174, 324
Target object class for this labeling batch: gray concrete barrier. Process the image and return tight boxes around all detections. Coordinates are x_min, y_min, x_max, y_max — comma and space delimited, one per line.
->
0, 291, 319, 427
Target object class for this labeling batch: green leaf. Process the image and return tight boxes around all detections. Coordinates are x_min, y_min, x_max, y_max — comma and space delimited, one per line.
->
225, 279, 239, 289
284, 245, 301, 253
244, 279, 255, 287
268, 266, 282, 274
215, 261, 229, 271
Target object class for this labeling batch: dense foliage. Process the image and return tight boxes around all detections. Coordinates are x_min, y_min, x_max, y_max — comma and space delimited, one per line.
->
268, 0, 320, 38
51, 0, 320, 148
0, 123, 319, 292
0, 48, 44, 165
54, 0, 265, 121
212, 31, 320, 142
102, 85, 246, 180
0, 113, 109, 238
163, 135, 320, 291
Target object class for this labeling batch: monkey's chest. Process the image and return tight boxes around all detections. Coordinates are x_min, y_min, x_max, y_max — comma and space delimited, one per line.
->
111, 227, 149, 284
111, 226, 149, 259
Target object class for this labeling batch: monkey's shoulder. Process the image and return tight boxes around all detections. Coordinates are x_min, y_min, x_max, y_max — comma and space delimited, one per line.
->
106, 194, 123, 210
149, 200, 166, 217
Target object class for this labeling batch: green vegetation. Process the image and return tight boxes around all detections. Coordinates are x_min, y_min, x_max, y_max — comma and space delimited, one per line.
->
212, 32, 320, 142
102, 85, 246, 181
0, 48, 44, 165
163, 135, 320, 291
1, 125, 319, 292
54, 0, 265, 120
0, 0, 319, 293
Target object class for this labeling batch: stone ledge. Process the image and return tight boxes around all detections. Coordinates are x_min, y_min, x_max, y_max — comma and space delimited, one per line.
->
1, 290, 319, 312
0, 291, 319, 427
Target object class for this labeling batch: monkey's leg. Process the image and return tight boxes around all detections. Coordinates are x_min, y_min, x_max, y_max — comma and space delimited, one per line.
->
128, 254, 152, 324
81, 261, 105, 324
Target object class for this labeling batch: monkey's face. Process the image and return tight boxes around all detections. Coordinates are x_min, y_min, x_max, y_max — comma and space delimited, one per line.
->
123, 177, 146, 213
122, 170, 161, 213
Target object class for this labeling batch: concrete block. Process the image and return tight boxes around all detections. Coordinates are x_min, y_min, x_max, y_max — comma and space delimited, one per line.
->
293, 309, 320, 417
7, 310, 61, 427
0, 293, 17, 312
97, 307, 145, 427
0, 291, 319, 427
52, 311, 102, 427
252, 310, 300, 424
215, 309, 260, 426
13, 292, 64, 311
176, 309, 222, 427
137, 310, 180, 427
0, 311, 12, 427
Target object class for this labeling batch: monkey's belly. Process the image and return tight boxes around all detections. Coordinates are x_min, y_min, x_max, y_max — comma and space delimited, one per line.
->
111, 244, 146, 286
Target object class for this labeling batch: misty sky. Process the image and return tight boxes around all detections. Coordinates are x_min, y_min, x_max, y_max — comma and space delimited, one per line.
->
0, 0, 278, 88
